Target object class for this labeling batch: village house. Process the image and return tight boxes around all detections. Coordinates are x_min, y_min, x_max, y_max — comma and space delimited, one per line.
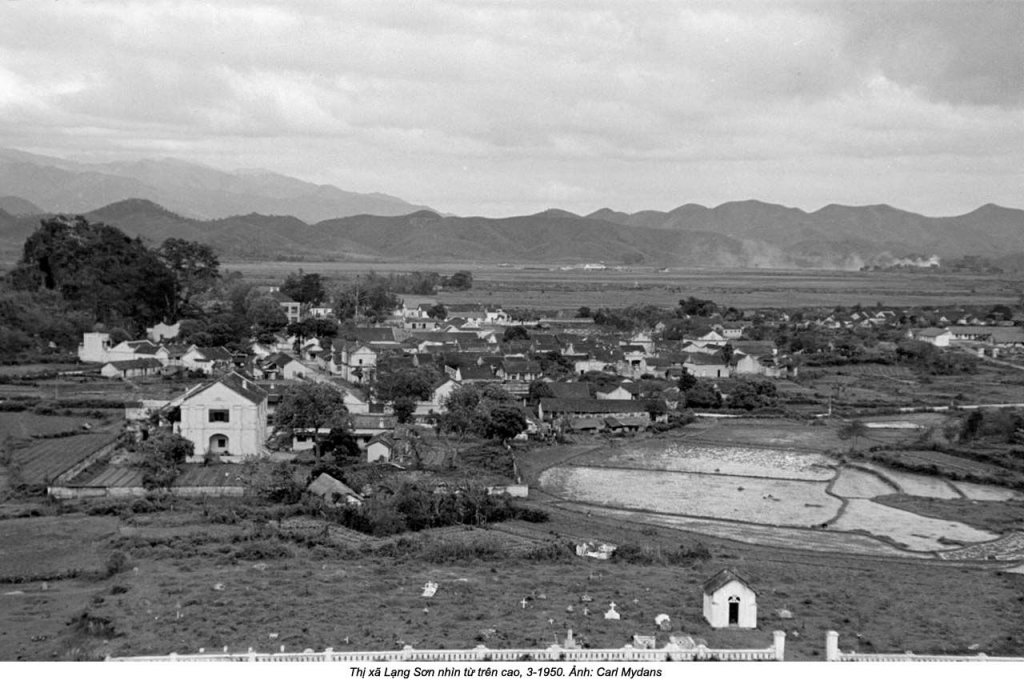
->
100, 357, 164, 380
413, 377, 460, 418
949, 325, 1024, 348
307, 473, 363, 506
255, 352, 308, 381
181, 345, 234, 375
594, 382, 637, 401
267, 289, 301, 323
617, 345, 649, 378
537, 398, 659, 426
366, 433, 397, 463
78, 332, 170, 365
176, 372, 269, 462
683, 352, 729, 379
331, 341, 378, 384
909, 327, 952, 347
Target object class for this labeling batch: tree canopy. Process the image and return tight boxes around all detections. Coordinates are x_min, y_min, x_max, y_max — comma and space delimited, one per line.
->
12, 215, 177, 329
157, 238, 220, 317
280, 270, 326, 305
440, 383, 525, 440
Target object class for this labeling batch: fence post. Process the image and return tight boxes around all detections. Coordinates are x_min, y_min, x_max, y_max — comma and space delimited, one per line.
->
825, 631, 840, 662
324, 647, 334, 662
773, 630, 786, 661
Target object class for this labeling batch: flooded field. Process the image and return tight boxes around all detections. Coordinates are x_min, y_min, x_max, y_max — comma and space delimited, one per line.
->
538, 432, 1021, 558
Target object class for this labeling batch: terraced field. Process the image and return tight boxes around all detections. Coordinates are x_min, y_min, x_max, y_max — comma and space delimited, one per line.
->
540, 466, 841, 526
535, 428, 1022, 559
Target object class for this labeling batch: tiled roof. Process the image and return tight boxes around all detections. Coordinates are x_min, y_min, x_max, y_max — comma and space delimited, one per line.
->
540, 398, 650, 415
105, 358, 163, 370
186, 371, 268, 405
702, 569, 754, 595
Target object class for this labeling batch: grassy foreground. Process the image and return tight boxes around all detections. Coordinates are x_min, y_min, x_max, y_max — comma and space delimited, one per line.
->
1, 502, 1023, 662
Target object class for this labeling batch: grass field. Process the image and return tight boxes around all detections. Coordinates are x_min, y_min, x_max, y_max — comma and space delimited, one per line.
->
0, 492, 1021, 661
0, 515, 120, 581
222, 261, 1024, 311
0, 413, 96, 441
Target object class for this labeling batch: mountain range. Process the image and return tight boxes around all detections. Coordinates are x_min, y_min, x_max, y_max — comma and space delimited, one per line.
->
0, 148, 1022, 270
0, 147, 431, 222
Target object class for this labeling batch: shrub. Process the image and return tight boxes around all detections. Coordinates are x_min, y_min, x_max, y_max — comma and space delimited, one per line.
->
104, 550, 130, 578
233, 541, 294, 561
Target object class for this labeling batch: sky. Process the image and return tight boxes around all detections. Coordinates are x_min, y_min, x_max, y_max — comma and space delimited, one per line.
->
1, 0, 1022, 217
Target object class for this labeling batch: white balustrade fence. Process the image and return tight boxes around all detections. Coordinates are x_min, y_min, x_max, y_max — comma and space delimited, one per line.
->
108, 632, 785, 663
826, 631, 1024, 662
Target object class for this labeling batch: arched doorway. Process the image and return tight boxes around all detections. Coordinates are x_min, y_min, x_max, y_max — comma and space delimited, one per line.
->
209, 434, 229, 455
728, 595, 741, 625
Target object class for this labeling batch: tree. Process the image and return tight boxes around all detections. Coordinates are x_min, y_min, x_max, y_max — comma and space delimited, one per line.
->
245, 293, 289, 341
838, 420, 868, 451
393, 395, 418, 424
677, 367, 698, 392
439, 383, 519, 440
727, 380, 779, 411
13, 215, 176, 329
138, 432, 193, 489
683, 381, 722, 409
677, 296, 718, 317
527, 379, 555, 405
320, 427, 361, 462
371, 362, 440, 403
334, 275, 402, 322
274, 383, 350, 461
445, 270, 473, 290
486, 405, 528, 441
281, 270, 326, 305
503, 325, 530, 342
426, 303, 447, 320
157, 238, 220, 317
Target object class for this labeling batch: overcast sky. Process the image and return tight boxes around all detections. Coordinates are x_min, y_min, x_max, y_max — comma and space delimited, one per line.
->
1, 0, 1021, 216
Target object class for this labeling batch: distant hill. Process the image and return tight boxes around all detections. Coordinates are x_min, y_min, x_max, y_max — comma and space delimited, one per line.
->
0, 196, 42, 215
0, 148, 1021, 268
0, 147, 434, 222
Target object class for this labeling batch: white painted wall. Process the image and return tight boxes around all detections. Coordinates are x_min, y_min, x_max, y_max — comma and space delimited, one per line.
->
703, 580, 757, 629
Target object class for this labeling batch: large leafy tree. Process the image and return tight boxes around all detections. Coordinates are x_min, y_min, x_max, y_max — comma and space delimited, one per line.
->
139, 432, 194, 489
371, 362, 440, 403
440, 383, 522, 440
156, 238, 220, 317
245, 293, 289, 342
334, 275, 402, 322
12, 215, 176, 328
274, 383, 351, 461
281, 270, 326, 305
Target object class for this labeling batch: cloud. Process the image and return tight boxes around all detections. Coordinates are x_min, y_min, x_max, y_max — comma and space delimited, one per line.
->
0, 1, 1020, 216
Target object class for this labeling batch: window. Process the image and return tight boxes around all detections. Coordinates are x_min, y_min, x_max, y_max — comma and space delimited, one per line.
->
209, 409, 230, 423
